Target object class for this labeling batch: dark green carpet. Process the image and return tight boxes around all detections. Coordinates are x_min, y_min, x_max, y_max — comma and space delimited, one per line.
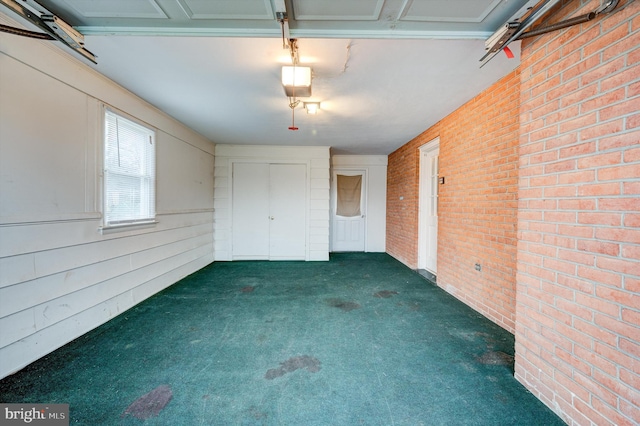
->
1, 253, 564, 425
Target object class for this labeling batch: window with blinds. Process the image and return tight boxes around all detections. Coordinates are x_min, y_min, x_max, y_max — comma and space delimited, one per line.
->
104, 110, 156, 227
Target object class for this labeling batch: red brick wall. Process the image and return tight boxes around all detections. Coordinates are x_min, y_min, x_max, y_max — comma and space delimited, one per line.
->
387, 69, 521, 333
515, 0, 640, 424
386, 138, 420, 268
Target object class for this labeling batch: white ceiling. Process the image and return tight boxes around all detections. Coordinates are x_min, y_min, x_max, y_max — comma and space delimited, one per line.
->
6, 0, 531, 154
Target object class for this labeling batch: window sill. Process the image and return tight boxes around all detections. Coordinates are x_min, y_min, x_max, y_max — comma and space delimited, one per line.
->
99, 220, 158, 235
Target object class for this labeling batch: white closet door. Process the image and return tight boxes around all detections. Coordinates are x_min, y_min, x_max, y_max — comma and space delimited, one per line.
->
232, 163, 270, 259
269, 164, 306, 259
232, 162, 306, 260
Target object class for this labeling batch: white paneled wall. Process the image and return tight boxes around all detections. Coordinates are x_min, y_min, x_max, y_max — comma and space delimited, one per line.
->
214, 144, 330, 261
0, 14, 215, 378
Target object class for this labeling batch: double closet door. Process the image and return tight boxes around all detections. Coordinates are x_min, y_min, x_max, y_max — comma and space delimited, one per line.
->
232, 162, 307, 260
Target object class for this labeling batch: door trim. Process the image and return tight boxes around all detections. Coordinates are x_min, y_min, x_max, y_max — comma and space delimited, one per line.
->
418, 138, 440, 272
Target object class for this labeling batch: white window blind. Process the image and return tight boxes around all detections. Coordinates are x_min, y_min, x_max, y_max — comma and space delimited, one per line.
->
104, 110, 156, 226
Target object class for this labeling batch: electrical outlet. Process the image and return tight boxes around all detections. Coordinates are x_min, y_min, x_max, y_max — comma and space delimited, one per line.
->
475, 263, 481, 271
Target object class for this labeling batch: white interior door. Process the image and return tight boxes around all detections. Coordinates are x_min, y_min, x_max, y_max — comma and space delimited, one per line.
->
232, 163, 270, 259
269, 163, 306, 259
232, 162, 306, 260
332, 170, 366, 252
418, 140, 439, 273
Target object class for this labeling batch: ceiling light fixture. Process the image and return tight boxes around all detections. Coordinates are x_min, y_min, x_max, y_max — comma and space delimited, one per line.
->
279, 37, 314, 131
304, 102, 320, 115
282, 65, 312, 98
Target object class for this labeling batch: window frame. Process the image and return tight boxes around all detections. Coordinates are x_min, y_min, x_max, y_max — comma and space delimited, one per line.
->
101, 107, 157, 231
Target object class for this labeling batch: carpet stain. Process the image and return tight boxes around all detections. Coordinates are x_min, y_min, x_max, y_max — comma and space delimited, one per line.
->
240, 286, 255, 293
476, 331, 497, 344
265, 355, 321, 380
122, 384, 172, 420
246, 405, 268, 420
256, 334, 267, 345
326, 298, 360, 312
476, 351, 514, 366
374, 290, 398, 298
494, 393, 510, 403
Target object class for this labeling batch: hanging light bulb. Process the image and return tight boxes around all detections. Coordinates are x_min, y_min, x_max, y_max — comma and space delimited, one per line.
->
304, 102, 320, 115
